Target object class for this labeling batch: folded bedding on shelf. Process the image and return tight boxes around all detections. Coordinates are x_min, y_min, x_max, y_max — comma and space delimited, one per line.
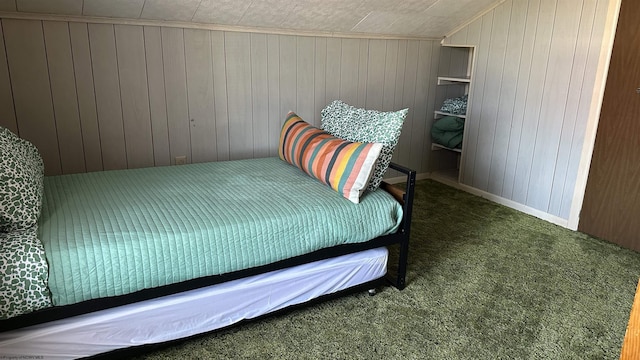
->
431, 116, 465, 149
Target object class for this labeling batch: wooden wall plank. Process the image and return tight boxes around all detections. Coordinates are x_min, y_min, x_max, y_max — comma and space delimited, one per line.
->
115, 24, 154, 169
325, 38, 341, 104
339, 38, 360, 105
43, 21, 86, 174
561, 0, 609, 219
382, 40, 398, 112
410, 40, 432, 172
266, 34, 280, 156
143, 26, 170, 167
313, 37, 327, 127
296, 36, 315, 121
397, 41, 419, 166
475, 3, 510, 191
211, 31, 230, 161
69, 22, 103, 172
88, 23, 127, 170
511, 0, 556, 205
492, 0, 527, 197
0, 23, 17, 133
225, 32, 253, 160
366, 39, 386, 110
501, 0, 541, 199
549, 0, 596, 217
161, 27, 191, 164
461, 14, 491, 186
3, 19, 61, 175
184, 28, 217, 163
279, 35, 296, 124
356, 39, 369, 109
392, 40, 407, 164
250, 33, 269, 158
527, 0, 582, 212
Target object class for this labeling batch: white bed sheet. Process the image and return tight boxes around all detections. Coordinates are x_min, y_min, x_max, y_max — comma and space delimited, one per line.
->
0, 247, 388, 359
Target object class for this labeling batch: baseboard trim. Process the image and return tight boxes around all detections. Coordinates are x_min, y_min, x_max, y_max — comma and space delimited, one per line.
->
384, 172, 569, 229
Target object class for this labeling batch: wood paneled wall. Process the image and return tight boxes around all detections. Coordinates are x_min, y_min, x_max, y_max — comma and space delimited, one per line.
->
444, 0, 611, 220
0, 18, 440, 177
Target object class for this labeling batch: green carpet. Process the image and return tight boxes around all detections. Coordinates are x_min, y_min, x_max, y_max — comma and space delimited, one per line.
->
138, 179, 640, 359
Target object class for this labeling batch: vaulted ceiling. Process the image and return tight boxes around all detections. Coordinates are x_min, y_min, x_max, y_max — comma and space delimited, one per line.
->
0, 0, 500, 38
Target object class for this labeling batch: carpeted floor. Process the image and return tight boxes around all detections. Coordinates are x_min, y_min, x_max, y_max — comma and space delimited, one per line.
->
137, 179, 640, 359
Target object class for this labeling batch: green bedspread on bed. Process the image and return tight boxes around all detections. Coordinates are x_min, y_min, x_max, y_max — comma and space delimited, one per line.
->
38, 157, 403, 306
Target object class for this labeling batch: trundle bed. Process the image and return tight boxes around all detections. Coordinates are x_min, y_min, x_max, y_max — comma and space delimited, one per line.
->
0, 103, 414, 358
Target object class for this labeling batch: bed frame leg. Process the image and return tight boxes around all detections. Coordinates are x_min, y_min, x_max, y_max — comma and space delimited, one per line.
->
368, 288, 377, 296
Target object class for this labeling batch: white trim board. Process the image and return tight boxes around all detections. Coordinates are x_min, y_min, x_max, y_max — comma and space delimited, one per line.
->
385, 172, 569, 229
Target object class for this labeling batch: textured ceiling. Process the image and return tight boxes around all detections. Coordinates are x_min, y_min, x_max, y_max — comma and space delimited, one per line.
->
0, 0, 500, 38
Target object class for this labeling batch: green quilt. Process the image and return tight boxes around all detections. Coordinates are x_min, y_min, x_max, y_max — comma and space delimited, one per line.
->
39, 158, 403, 306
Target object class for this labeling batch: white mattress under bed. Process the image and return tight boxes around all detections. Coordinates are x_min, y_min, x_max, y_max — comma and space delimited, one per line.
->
0, 247, 388, 359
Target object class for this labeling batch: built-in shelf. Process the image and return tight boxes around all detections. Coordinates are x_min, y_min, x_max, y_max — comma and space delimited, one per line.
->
437, 76, 471, 85
434, 110, 466, 119
431, 143, 462, 153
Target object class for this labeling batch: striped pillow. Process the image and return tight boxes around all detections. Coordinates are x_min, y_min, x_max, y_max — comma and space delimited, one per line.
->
279, 112, 382, 204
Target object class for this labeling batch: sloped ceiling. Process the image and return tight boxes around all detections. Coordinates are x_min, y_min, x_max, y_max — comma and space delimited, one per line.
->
0, 0, 500, 38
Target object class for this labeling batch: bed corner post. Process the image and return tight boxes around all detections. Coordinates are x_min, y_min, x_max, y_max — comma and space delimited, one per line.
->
387, 163, 416, 290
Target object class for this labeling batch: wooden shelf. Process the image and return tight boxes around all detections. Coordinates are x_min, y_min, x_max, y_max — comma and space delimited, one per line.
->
437, 76, 471, 85
431, 143, 462, 153
434, 110, 466, 119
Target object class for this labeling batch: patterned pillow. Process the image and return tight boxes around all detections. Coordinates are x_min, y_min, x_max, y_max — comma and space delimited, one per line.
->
279, 112, 382, 204
0, 228, 52, 319
321, 100, 408, 191
0, 127, 45, 232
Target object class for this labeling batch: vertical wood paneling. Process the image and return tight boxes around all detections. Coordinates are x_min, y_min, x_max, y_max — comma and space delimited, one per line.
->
313, 37, 327, 127
397, 41, 419, 165
548, 0, 596, 217
502, 0, 540, 198
42, 21, 86, 174
211, 31, 230, 161
356, 39, 369, 108
382, 40, 398, 111
461, 14, 491, 185
3, 19, 61, 175
143, 26, 171, 167
444, 0, 612, 222
115, 25, 154, 169
225, 32, 253, 160
0, 23, 17, 133
278, 35, 296, 124
296, 36, 315, 121
325, 38, 341, 103
366, 40, 386, 109
2, 18, 439, 180
161, 27, 190, 164
69, 22, 103, 172
511, 0, 556, 205
266, 34, 280, 156
423, 42, 441, 172
527, 0, 582, 211
88, 23, 127, 170
560, 0, 610, 219
491, 0, 527, 196
184, 29, 217, 163
475, 3, 510, 191
339, 38, 360, 105
250, 33, 269, 158
410, 41, 433, 172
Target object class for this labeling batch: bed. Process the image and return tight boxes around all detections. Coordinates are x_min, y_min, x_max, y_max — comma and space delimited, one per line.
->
0, 102, 415, 358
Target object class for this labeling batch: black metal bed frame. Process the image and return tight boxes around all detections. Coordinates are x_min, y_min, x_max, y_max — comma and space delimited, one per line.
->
0, 162, 416, 333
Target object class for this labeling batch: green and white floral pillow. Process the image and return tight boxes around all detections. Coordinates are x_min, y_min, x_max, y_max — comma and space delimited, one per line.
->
0, 127, 44, 232
321, 100, 408, 191
0, 228, 52, 319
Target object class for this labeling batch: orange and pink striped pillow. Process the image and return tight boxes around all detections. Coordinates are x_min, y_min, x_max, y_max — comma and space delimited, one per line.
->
279, 112, 382, 203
